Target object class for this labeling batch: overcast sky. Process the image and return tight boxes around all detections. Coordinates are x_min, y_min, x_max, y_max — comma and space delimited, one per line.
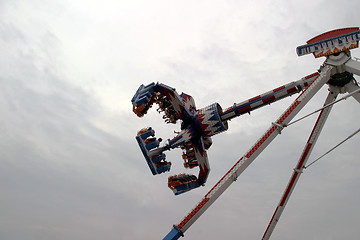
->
1, 0, 360, 239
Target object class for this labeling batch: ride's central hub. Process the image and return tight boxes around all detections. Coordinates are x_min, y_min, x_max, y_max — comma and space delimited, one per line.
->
196, 103, 228, 137
328, 71, 354, 87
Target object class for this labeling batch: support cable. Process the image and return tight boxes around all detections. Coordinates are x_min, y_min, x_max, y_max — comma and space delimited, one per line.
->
304, 127, 360, 169
285, 88, 360, 127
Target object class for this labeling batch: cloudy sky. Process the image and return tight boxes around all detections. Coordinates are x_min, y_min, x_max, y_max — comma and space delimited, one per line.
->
1, 0, 360, 239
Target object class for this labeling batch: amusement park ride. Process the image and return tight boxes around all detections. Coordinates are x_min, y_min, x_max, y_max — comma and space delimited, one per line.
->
131, 27, 360, 239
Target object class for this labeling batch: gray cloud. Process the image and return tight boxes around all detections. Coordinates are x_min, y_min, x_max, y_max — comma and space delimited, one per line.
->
1, 0, 360, 239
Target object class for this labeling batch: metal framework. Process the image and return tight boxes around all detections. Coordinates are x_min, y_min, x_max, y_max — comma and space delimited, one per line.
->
130, 27, 360, 239
162, 28, 360, 239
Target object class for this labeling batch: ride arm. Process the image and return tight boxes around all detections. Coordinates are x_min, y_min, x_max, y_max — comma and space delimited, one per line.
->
220, 73, 319, 122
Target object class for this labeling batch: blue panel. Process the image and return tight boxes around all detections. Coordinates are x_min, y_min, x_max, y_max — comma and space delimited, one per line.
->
131, 82, 155, 104
136, 95, 150, 106
139, 91, 152, 99
136, 135, 157, 175
174, 181, 201, 195
152, 154, 165, 163
144, 82, 155, 89
145, 140, 159, 150
139, 129, 155, 139
156, 163, 171, 174
163, 226, 183, 240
